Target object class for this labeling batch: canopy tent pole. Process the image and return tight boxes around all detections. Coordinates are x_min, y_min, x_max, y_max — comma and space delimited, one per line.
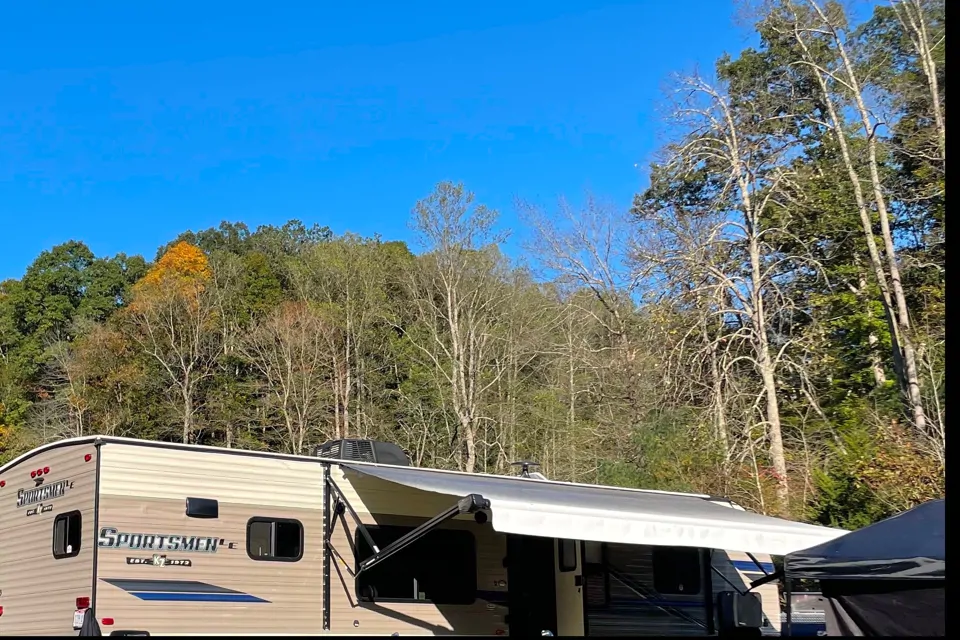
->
784, 576, 792, 636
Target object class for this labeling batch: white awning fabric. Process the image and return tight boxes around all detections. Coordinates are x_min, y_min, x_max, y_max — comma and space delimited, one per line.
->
341, 462, 846, 556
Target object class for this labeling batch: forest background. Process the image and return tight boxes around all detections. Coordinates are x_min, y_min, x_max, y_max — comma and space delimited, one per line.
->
0, 0, 944, 528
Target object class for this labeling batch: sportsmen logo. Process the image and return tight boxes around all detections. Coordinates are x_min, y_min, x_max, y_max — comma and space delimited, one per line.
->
99, 527, 238, 553
17, 478, 74, 508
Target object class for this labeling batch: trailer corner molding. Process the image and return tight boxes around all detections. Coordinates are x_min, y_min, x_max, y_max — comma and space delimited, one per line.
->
98, 527, 238, 553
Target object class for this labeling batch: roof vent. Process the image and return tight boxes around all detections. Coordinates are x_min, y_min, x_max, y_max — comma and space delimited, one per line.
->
314, 439, 411, 467
510, 460, 545, 479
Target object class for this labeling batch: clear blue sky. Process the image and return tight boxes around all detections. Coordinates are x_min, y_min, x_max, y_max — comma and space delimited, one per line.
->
0, 0, 755, 281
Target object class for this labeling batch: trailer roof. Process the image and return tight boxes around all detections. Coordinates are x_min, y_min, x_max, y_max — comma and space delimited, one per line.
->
1, 435, 846, 555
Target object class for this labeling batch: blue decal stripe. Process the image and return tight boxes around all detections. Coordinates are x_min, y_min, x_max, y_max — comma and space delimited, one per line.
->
101, 578, 240, 594
131, 592, 269, 603
732, 560, 776, 574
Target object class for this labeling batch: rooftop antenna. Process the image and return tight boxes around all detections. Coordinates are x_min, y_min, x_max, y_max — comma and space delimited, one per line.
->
510, 460, 541, 478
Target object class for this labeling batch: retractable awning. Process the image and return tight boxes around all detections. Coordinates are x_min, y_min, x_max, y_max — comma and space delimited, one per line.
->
340, 462, 846, 556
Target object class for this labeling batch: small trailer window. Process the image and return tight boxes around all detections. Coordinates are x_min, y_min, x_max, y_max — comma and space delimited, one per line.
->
583, 542, 610, 609
355, 524, 477, 605
52, 511, 82, 559
652, 546, 702, 595
558, 538, 578, 572
246, 517, 303, 562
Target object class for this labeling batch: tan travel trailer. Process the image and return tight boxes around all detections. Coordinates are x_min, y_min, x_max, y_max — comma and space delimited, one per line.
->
0, 436, 845, 636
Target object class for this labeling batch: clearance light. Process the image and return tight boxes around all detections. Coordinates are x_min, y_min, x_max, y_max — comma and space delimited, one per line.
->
0, 480, 5, 488
101, 618, 115, 626
84, 454, 92, 462
76, 597, 90, 609
0, 605, 4, 616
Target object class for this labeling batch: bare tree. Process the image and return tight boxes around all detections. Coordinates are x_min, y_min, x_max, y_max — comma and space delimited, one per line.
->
126, 272, 221, 444
519, 195, 636, 351
240, 301, 334, 454
406, 181, 508, 473
634, 74, 814, 514
291, 236, 392, 440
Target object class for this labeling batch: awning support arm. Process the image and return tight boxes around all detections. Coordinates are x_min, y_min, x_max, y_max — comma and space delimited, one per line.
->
357, 493, 490, 576
746, 552, 770, 575
749, 569, 784, 590
711, 565, 748, 596
325, 474, 381, 555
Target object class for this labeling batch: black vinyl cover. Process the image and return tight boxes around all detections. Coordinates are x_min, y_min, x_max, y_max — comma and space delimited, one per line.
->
79, 608, 102, 636
784, 499, 944, 580
820, 579, 945, 636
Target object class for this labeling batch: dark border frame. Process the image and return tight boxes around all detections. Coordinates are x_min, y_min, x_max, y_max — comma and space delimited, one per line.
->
245, 516, 305, 563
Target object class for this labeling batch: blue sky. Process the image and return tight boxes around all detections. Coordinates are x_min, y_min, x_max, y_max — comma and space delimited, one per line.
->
0, 1, 756, 280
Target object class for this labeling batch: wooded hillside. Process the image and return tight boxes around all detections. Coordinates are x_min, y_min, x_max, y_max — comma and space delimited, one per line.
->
0, 0, 944, 528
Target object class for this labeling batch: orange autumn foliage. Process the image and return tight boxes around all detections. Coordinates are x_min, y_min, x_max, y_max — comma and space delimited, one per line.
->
140, 241, 212, 288
130, 242, 211, 311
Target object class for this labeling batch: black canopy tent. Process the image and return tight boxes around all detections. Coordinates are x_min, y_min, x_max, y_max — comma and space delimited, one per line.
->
783, 499, 945, 637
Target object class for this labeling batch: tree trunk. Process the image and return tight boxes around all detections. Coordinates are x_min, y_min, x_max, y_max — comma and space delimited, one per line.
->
703, 315, 730, 465
182, 384, 192, 444
747, 224, 790, 514
725, 85, 790, 513
858, 270, 888, 387
462, 415, 477, 474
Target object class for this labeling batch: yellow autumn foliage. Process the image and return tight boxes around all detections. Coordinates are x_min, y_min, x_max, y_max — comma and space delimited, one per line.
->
139, 241, 212, 287
130, 241, 211, 310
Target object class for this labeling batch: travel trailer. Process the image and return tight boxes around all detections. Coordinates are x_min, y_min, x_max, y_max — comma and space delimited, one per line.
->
0, 436, 845, 636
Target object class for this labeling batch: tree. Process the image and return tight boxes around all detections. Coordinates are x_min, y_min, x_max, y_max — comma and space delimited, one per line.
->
125, 241, 221, 443
634, 72, 812, 515
290, 235, 398, 440
764, 0, 929, 444
406, 182, 509, 473
240, 301, 334, 454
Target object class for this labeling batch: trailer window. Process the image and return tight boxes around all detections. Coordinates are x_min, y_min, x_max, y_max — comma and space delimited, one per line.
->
583, 542, 610, 609
53, 511, 82, 559
558, 538, 578, 572
652, 546, 702, 595
355, 524, 476, 605
246, 517, 303, 562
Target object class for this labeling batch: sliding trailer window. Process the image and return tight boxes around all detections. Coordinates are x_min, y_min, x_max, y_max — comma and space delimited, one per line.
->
247, 517, 303, 562
652, 546, 703, 595
53, 510, 82, 559
355, 524, 477, 605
